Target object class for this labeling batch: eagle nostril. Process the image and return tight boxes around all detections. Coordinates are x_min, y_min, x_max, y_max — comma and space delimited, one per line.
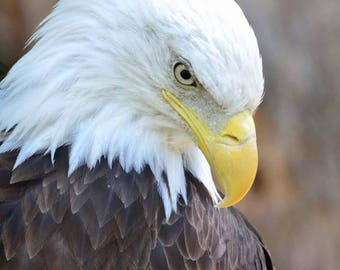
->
220, 132, 240, 142
226, 134, 240, 142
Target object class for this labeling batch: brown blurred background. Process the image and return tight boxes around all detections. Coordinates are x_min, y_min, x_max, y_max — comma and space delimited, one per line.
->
0, 0, 339, 269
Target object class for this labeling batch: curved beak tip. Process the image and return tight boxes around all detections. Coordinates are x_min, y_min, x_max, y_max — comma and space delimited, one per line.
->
207, 111, 258, 208
215, 196, 241, 209
211, 140, 258, 208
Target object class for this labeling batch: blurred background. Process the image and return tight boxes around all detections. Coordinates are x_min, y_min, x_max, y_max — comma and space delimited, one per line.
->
0, 0, 339, 269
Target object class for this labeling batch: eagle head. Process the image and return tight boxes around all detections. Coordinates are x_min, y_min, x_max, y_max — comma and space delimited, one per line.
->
0, 0, 263, 217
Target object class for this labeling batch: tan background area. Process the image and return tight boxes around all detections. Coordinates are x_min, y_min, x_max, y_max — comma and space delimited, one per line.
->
1, 1, 339, 269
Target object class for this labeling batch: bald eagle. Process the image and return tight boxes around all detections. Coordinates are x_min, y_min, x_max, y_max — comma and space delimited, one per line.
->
0, 0, 273, 269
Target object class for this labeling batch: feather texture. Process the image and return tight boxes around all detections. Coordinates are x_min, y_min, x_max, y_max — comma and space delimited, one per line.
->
0, 148, 273, 269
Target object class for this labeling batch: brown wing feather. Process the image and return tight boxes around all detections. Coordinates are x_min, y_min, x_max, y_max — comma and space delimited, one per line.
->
150, 180, 273, 270
0, 147, 273, 269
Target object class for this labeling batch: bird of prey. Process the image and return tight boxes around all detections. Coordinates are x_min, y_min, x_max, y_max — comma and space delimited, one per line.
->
0, 0, 273, 269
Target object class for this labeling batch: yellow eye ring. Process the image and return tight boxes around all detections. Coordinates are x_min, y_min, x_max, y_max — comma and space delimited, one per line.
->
174, 63, 195, 86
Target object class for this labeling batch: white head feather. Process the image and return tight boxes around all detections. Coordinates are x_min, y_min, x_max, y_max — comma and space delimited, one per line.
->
0, 0, 263, 218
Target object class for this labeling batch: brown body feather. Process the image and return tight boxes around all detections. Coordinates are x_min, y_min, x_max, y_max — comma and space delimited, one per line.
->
0, 147, 273, 270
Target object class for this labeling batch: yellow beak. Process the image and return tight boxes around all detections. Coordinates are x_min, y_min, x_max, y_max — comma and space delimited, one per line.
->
162, 90, 258, 207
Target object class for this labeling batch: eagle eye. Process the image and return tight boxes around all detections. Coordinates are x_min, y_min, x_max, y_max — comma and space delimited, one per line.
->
174, 63, 196, 87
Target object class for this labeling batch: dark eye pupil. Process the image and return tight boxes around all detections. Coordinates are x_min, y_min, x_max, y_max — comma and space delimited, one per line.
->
180, 69, 191, 80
